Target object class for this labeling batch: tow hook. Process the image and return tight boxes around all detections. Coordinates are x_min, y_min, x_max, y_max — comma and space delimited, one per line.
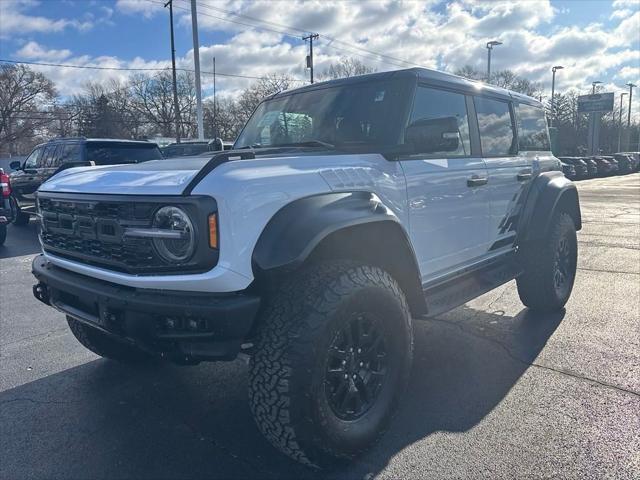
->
33, 283, 50, 305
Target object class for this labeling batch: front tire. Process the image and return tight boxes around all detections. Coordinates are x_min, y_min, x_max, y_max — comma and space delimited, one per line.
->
517, 212, 577, 312
67, 316, 156, 364
249, 262, 413, 467
0, 224, 6, 246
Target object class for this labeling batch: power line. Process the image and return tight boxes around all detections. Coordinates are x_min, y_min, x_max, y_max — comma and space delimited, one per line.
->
0, 59, 307, 82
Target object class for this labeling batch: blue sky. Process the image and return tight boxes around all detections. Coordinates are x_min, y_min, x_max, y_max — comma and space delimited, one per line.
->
1, 0, 638, 111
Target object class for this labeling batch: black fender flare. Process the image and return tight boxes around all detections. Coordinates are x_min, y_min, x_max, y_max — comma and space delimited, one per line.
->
252, 191, 409, 270
518, 171, 582, 244
251, 191, 425, 313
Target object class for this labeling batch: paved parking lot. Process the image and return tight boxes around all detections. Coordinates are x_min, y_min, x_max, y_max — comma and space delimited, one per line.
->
1, 174, 639, 479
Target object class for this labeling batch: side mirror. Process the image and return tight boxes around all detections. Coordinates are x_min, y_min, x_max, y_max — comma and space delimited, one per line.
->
405, 116, 460, 154
9, 161, 21, 170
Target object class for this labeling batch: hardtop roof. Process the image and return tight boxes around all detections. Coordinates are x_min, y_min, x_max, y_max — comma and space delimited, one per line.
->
272, 67, 542, 107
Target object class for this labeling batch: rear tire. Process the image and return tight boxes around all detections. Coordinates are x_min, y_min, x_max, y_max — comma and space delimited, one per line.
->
248, 262, 413, 467
67, 316, 156, 364
517, 212, 577, 312
10, 197, 30, 226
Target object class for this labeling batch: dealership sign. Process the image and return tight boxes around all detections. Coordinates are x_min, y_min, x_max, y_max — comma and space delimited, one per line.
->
578, 93, 614, 113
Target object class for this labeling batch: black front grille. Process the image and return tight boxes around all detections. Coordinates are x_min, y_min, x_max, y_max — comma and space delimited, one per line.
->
37, 193, 219, 275
39, 196, 165, 273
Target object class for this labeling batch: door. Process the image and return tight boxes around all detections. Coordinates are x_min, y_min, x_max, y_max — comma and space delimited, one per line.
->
10, 146, 43, 203
474, 97, 533, 251
400, 86, 491, 282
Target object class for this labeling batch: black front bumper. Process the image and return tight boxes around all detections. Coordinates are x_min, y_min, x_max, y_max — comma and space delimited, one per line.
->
32, 255, 261, 362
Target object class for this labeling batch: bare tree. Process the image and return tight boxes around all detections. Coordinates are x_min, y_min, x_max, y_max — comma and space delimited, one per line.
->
320, 57, 376, 80
454, 65, 542, 97
235, 74, 295, 126
0, 64, 57, 154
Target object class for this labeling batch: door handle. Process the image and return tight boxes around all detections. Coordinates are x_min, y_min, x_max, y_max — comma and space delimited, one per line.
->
517, 172, 532, 181
467, 176, 488, 187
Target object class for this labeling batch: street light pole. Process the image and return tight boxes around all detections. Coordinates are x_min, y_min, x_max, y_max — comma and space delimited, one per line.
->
551, 65, 563, 127
618, 92, 628, 152
190, 0, 204, 140
164, 0, 181, 143
626, 82, 636, 128
486, 40, 502, 83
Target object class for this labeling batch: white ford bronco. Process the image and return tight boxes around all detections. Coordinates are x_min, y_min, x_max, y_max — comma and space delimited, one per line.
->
32, 68, 580, 466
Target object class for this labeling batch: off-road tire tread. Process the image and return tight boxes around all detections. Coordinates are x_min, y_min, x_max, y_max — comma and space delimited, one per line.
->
517, 212, 576, 312
248, 261, 412, 466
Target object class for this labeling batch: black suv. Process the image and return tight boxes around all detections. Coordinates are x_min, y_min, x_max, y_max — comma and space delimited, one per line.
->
9, 138, 163, 225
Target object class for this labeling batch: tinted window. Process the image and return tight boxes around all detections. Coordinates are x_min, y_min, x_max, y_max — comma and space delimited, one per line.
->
41, 145, 57, 168
23, 147, 43, 169
60, 143, 82, 163
86, 143, 163, 165
408, 87, 471, 156
516, 103, 550, 151
235, 79, 409, 149
47, 144, 64, 168
474, 97, 516, 156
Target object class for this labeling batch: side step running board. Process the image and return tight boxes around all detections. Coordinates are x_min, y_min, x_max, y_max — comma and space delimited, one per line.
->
423, 254, 521, 318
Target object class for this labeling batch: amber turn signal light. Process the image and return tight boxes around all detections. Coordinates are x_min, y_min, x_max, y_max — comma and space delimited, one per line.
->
208, 213, 218, 249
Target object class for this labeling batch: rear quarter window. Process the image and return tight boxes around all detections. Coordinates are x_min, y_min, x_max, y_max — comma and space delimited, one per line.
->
516, 103, 550, 151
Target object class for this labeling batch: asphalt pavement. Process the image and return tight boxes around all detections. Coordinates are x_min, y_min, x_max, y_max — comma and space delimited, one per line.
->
1, 174, 639, 479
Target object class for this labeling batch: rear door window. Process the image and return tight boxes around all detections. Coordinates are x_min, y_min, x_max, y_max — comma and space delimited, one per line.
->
474, 97, 517, 156
40, 145, 57, 168
60, 143, 82, 163
516, 103, 550, 151
48, 144, 64, 168
86, 143, 163, 165
407, 86, 471, 157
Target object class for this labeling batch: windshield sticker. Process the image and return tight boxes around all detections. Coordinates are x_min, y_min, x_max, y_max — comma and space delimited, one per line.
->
374, 90, 385, 102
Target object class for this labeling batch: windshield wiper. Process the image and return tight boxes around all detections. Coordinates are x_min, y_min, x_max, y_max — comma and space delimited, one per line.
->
271, 140, 336, 150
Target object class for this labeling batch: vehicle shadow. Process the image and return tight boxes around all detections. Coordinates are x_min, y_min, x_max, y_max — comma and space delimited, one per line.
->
0, 220, 41, 259
0, 306, 564, 480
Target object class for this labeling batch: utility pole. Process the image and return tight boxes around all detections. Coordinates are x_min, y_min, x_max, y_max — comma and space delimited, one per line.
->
303, 33, 319, 84
618, 92, 627, 152
165, 0, 181, 143
626, 83, 636, 128
190, 0, 204, 140
213, 56, 217, 138
551, 66, 563, 127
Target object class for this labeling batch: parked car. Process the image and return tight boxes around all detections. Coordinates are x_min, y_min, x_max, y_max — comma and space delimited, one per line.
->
622, 152, 640, 171
613, 153, 635, 173
31, 68, 580, 467
161, 139, 233, 157
559, 157, 589, 179
9, 138, 163, 225
591, 156, 615, 176
561, 161, 577, 179
580, 157, 599, 177
0, 168, 12, 245
601, 155, 619, 175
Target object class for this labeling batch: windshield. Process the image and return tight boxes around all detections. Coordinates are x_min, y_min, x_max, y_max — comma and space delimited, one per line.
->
234, 78, 410, 150
86, 143, 163, 165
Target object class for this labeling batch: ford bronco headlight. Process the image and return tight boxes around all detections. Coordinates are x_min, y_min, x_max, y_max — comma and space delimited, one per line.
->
152, 206, 196, 263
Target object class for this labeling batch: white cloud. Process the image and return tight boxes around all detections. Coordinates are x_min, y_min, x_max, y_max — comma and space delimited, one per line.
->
616, 65, 640, 81
16, 41, 72, 61
0, 0, 93, 36
115, 0, 161, 19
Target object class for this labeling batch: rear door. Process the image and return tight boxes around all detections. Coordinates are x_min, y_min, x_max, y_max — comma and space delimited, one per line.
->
474, 96, 531, 252
400, 85, 491, 281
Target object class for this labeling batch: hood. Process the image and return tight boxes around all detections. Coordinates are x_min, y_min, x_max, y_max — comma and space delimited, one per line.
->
39, 157, 210, 196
